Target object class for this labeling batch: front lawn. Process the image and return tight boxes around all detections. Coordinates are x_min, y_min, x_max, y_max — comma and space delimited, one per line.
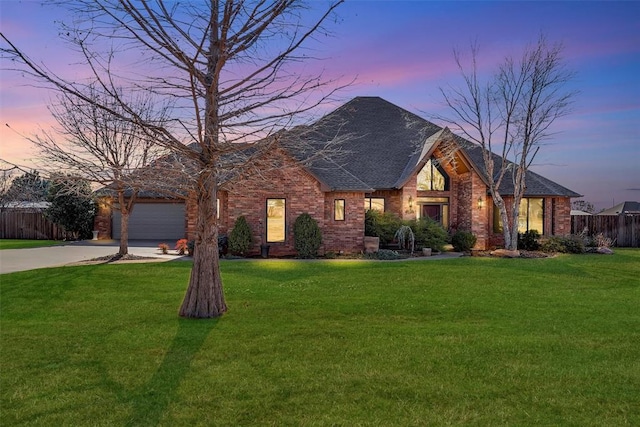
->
0, 239, 61, 250
1, 251, 639, 425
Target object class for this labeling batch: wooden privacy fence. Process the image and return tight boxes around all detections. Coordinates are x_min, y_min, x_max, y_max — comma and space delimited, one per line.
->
571, 215, 640, 248
0, 209, 70, 240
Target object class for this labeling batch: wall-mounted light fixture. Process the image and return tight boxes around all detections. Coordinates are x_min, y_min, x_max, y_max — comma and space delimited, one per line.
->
407, 195, 414, 214
477, 196, 484, 210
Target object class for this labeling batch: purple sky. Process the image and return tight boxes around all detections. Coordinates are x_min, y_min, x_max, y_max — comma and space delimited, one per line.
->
1, 1, 639, 211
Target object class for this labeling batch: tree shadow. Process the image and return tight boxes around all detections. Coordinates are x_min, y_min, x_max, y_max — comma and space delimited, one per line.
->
126, 318, 217, 426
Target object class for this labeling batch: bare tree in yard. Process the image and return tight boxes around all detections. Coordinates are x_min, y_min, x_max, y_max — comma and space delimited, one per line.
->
439, 35, 575, 251
32, 86, 167, 256
572, 199, 595, 214
1, 1, 346, 317
0, 169, 49, 207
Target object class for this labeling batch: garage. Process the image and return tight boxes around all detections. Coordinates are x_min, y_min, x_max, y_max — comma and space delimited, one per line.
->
112, 202, 186, 240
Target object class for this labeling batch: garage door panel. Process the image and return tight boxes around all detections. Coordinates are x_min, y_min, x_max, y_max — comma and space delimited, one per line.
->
113, 203, 185, 240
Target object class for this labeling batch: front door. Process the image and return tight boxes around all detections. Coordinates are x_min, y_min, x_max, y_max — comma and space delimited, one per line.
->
422, 204, 441, 223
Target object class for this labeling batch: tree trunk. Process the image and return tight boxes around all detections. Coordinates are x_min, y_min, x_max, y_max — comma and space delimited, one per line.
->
179, 171, 227, 318
119, 210, 129, 256
117, 191, 129, 256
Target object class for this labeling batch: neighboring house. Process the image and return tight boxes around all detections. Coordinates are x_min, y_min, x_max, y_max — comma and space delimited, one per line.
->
597, 201, 640, 216
94, 96, 581, 254
571, 210, 592, 216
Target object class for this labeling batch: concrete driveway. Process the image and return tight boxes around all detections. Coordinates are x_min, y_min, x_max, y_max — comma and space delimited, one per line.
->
0, 240, 188, 274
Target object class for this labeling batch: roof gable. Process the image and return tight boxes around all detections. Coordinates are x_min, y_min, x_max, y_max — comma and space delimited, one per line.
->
291, 97, 442, 190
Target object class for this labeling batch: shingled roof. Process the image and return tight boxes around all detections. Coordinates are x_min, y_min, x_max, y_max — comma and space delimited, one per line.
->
291, 96, 580, 198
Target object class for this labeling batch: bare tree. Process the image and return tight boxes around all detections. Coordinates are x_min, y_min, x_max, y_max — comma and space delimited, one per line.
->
572, 199, 595, 214
0, 169, 49, 208
439, 35, 575, 251
1, 1, 346, 317
32, 85, 167, 256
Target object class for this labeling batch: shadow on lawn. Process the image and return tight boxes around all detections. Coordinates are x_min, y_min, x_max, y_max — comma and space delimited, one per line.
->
126, 318, 217, 426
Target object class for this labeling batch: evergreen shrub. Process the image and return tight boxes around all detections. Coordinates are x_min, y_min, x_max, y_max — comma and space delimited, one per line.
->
365, 210, 402, 245
410, 218, 448, 252
518, 230, 541, 251
451, 230, 477, 252
228, 216, 253, 255
540, 235, 585, 254
294, 213, 322, 258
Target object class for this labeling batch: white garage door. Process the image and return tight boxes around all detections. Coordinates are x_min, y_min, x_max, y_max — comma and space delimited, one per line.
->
113, 203, 186, 240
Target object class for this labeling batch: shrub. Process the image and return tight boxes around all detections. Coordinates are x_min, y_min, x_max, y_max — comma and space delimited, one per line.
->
364, 209, 378, 237
592, 232, 615, 248
451, 230, 477, 252
364, 249, 404, 260
540, 235, 585, 254
293, 213, 322, 258
228, 216, 253, 255
539, 237, 564, 254
218, 235, 229, 256
518, 229, 541, 251
410, 217, 448, 252
46, 176, 96, 240
158, 243, 169, 254
365, 210, 402, 245
175, 238, 188, 255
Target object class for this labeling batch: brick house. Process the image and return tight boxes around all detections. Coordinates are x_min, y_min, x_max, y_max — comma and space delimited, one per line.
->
95, 96, 580, 254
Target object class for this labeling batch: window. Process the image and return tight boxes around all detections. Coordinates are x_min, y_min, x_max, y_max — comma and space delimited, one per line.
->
266, 198, 285, 242
334, 199, 345, 221
493, 198, 544, 234
519, 198, 543, 233
417, 159, 449, 191
364, 197, 385, 212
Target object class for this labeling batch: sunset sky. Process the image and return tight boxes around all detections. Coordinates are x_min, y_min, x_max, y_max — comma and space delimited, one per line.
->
1, 1, 638, 211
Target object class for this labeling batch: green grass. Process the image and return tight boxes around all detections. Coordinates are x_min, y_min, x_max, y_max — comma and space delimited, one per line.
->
0, 239, 61, 250
1, 251, 639, 426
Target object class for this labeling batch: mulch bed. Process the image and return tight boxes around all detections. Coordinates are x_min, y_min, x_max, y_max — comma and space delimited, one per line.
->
88, 254, 160, 263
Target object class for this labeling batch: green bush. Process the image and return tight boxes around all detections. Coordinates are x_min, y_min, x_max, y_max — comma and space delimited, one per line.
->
364, 249, 404, 260
46, 176, 96, 240
451, 230, 477, 252
540, 235, 585, 254
410, 217, 449, 252
228, 216, 253, 255
365, 210, 402, 245
518, 230, 541, 251
293, 213, 322, 258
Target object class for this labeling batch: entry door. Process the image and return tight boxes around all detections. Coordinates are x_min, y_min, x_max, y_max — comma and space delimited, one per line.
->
422, 204, 441, 223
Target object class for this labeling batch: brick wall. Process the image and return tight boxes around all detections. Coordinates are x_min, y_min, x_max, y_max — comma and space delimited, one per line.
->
553, 197, 572, 235
323, 192, 365, 254
192, 149, 366, 257
93, 198, 112, 239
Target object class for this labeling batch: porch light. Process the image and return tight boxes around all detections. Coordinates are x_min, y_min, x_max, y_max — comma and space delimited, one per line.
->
407, 196, 414, 213
477, 196, 484, 210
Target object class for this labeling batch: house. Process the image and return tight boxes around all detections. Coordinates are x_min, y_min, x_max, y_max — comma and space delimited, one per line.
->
597, 201, 640, 216
94, 96, 581, 254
